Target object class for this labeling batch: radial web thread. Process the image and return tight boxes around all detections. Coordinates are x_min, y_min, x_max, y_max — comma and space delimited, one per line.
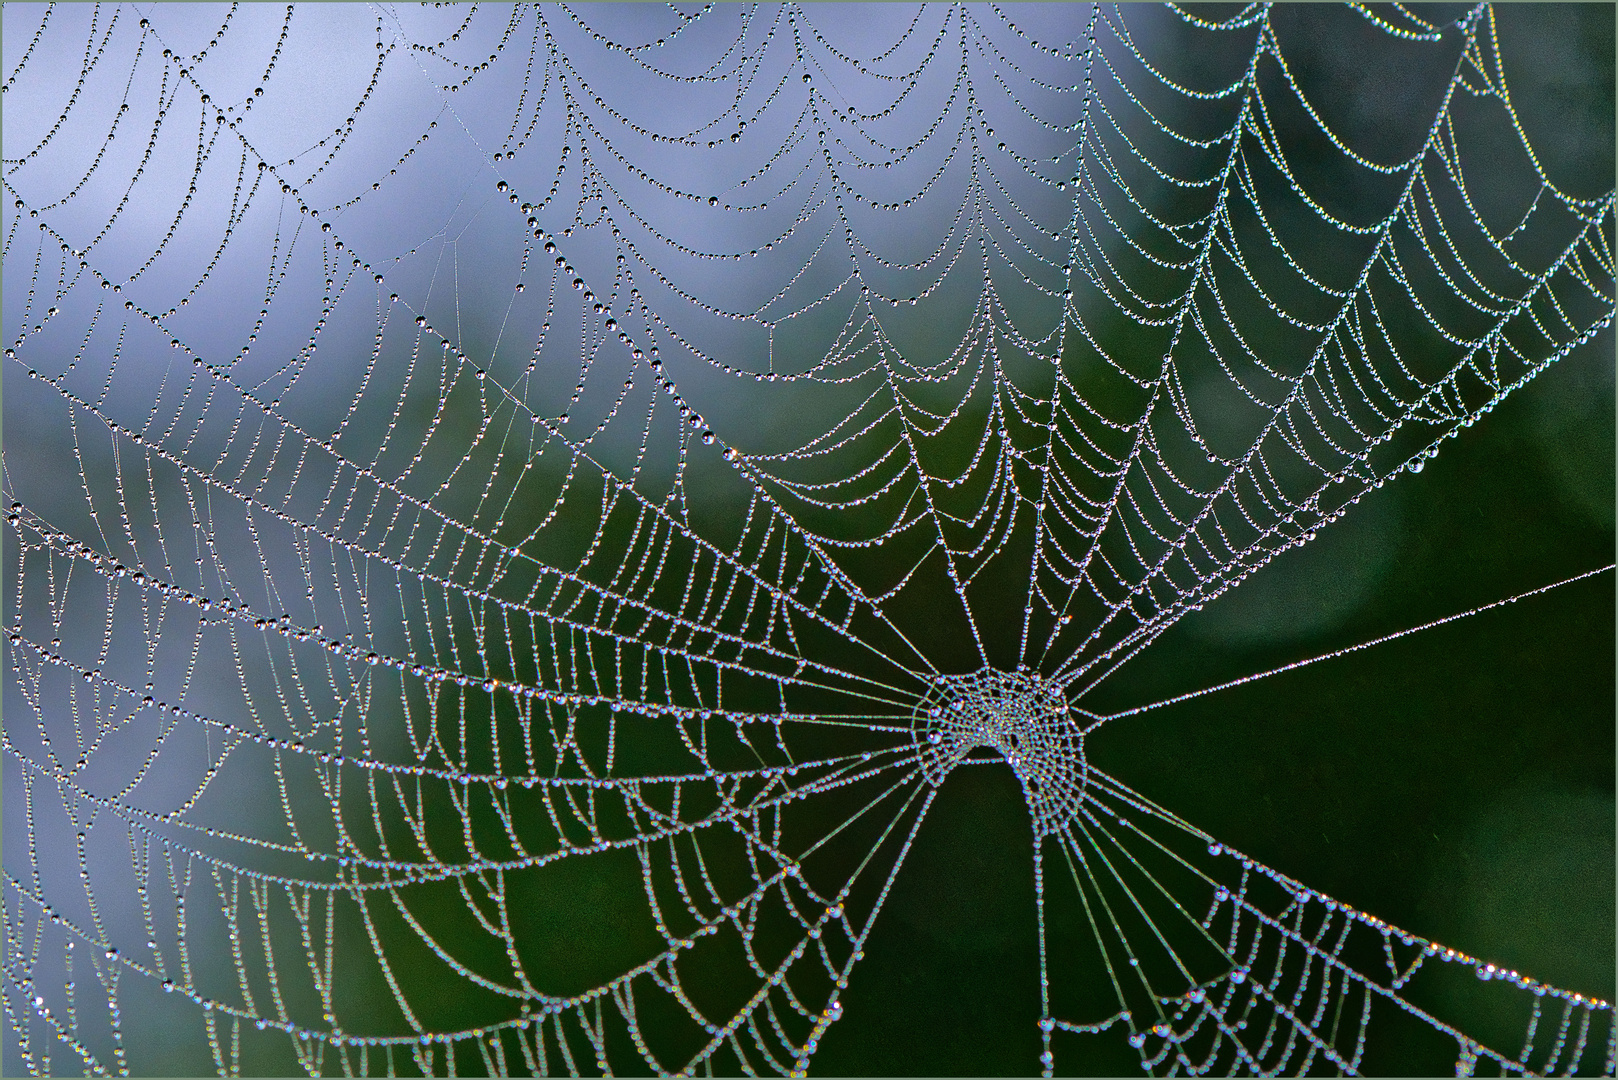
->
1, 4, 1613, 1076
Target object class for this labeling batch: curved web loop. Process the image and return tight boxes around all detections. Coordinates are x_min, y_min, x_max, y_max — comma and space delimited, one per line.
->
1, 3, 1611, 1076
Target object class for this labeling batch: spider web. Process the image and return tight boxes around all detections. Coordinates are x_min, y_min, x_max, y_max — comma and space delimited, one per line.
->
1, 3, 1613, 1076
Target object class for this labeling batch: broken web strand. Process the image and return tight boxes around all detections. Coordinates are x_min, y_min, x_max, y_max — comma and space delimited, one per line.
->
0, 14, 1598, 1080
0, 2, 1566, 1075
1006, 5, 1613, 1066
0, 3, 1611, 1077
1047, 797, 1615, 1078
1030, 566, 1616, 1078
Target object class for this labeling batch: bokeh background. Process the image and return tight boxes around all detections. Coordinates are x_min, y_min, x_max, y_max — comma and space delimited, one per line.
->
3, 4, 1611, 1076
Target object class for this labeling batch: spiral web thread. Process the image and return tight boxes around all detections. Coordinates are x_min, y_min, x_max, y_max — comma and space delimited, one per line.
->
1, 3, 1612, 1076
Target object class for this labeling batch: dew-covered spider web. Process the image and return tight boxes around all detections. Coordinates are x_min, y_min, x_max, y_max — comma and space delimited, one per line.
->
2, 3, 1614, 1076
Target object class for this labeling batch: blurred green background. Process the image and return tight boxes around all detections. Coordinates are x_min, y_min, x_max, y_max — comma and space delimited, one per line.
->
3, 4, 1611, 1077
